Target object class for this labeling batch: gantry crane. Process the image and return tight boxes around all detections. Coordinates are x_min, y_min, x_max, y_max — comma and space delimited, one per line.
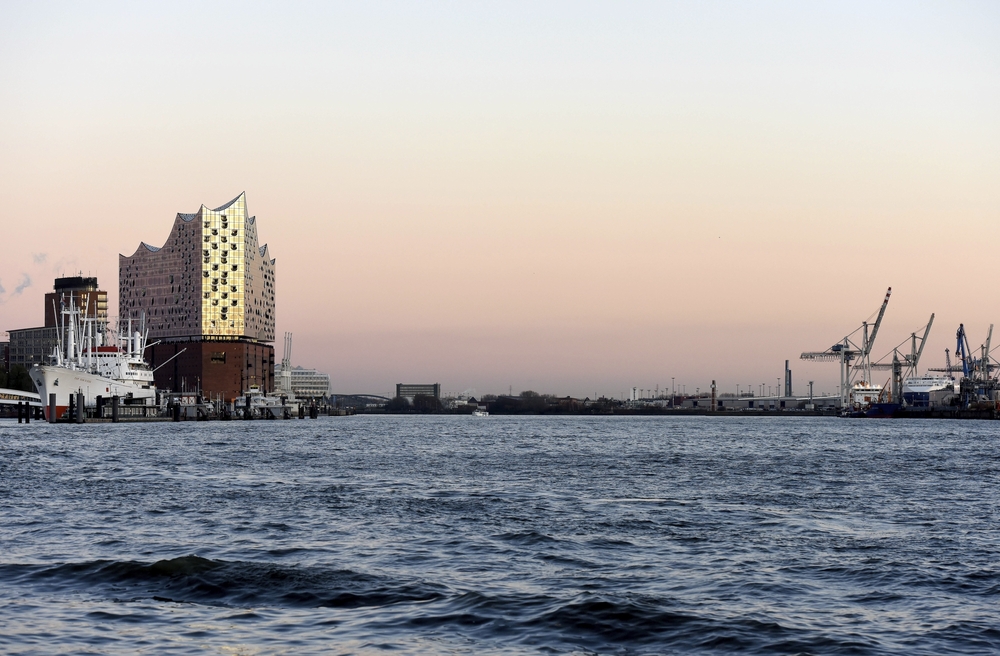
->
927, 324, 998, 406
868, 314, 935, 403
959, 324, 995, 406
800, 287, 891, 406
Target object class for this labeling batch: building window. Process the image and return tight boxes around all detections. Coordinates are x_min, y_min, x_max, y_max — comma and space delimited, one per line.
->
211, 352, 226, 364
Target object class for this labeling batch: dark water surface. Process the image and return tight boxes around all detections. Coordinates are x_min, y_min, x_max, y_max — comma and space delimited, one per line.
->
1, 416, 998, 654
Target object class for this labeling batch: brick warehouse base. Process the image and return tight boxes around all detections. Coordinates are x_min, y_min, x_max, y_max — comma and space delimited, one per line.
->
148, 341, 274, 402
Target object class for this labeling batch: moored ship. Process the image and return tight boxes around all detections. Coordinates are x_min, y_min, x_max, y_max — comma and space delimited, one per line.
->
902, 375, 955, 408
28, 295, 157, 421
851, 380, 884, 409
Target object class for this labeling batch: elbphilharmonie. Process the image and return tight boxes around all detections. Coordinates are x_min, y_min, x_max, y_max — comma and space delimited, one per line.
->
119, 193, 276, 400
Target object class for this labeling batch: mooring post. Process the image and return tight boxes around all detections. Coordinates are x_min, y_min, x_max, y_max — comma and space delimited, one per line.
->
76, 393, 85, 424
112, 395, 119, 423
25, 402, 30, 424
48, 393, 56, 423
17, 402, 23, 424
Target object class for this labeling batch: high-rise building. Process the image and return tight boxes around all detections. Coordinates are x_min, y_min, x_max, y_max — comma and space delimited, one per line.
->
119, 193, 277, 400
44, 276, 107, 328
8, 276, 109, 371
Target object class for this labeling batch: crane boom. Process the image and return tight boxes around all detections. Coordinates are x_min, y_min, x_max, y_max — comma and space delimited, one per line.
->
983, 324, 993, 377
956, 324, 972, 377
912, 313, 934, 373
799, 287, 892, 407
865, 287, 892, 357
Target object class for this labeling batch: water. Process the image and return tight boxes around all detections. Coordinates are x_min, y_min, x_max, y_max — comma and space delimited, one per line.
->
1, 416, 998, 654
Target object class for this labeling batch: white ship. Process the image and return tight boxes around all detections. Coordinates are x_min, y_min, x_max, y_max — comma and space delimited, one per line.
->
28, 294, 157, 421
851, 380, 884, 408
902, 375, 954, 408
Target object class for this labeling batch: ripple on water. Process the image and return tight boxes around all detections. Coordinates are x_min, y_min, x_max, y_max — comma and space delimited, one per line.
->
0, 416, 998, 654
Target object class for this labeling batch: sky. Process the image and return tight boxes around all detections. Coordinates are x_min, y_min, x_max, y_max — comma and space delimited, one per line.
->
1, 1, 998, 398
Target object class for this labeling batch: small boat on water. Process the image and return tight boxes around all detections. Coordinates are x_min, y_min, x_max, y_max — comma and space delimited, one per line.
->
29, 294, 158, 421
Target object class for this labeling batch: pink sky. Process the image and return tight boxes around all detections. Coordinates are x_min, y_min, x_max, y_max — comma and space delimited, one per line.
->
1, 2, 998, 397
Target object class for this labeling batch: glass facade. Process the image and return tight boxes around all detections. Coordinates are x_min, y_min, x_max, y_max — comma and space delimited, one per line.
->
119, 193, 276, 342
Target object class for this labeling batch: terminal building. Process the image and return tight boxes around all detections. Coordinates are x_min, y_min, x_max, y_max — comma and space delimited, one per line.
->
120, 193, 276, 401
7, 276, 108, 370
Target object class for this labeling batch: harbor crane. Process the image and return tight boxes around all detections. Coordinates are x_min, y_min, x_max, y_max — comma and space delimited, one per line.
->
925, 348, 962, 379
927, 324, 999, 406
868, 314, 934, 403
958, 324, 995, 405
800, 287, 891, 406
279, 331, 293, 395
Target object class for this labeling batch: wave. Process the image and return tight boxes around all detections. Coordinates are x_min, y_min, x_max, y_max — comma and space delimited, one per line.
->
3, 556, 445, 609
4, 558, 1000, 653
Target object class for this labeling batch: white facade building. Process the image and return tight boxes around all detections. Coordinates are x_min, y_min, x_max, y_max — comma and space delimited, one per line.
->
273, 365, 330, 398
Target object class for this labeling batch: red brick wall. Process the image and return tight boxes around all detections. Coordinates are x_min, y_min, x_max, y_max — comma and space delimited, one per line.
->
149, 341, 274, 402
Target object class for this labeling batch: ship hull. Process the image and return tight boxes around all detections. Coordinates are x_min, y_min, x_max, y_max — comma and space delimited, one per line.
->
29, 365, 156, 421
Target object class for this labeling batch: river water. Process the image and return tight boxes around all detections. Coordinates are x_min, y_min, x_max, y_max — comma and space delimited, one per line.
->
0, 416, 997, 654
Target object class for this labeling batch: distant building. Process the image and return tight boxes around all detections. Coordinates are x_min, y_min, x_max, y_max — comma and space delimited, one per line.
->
44, 276, 107, 327
0, 340, 9, 370
7, 327, 57, 370
396, 383, 441, 402
8, 276, 109, 371
272, 365, 331, 399
120, 193, 277, 401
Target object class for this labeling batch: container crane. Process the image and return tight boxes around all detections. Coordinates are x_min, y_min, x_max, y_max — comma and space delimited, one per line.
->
927, 324, 998, 406
869, 314, 935, 403
959, 324, 995, 406
800, 287, 891, 406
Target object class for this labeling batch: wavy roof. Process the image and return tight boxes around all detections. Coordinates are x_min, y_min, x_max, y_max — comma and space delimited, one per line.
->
122, 192, 261, 260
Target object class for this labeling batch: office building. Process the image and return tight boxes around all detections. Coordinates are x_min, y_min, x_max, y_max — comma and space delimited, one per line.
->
274, 365, 331, 399
44, 276, 107, 328
396, 383, 441, 402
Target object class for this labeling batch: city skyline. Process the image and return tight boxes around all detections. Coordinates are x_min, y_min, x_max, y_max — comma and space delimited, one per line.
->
1, 2, 998, 397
